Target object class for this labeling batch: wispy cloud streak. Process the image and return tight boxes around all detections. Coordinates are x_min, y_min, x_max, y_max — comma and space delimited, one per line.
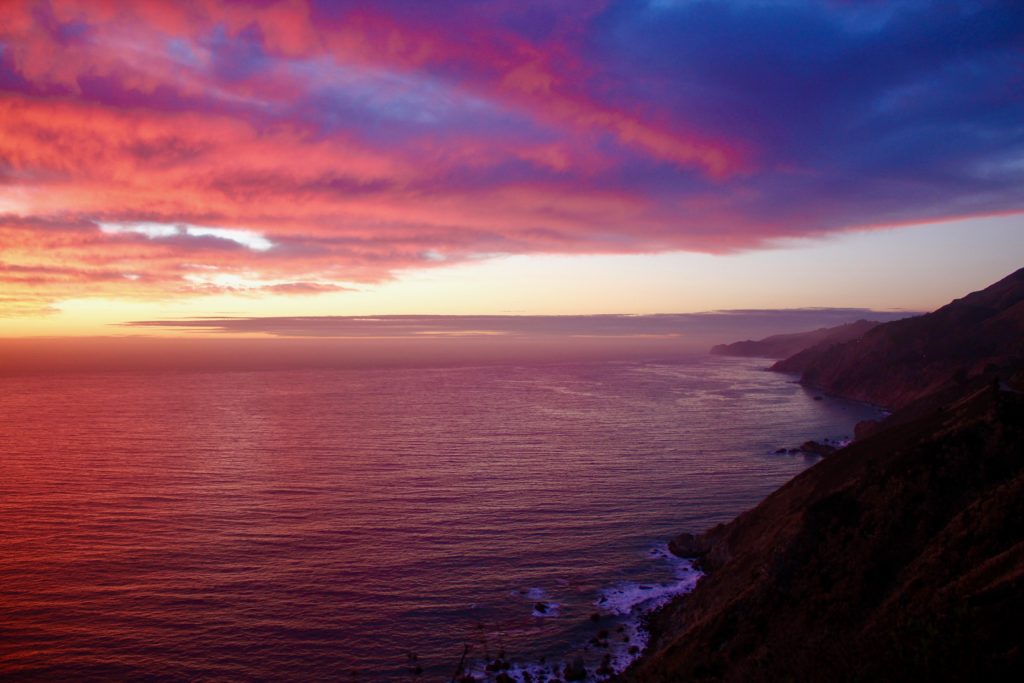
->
122, 309, 918, 340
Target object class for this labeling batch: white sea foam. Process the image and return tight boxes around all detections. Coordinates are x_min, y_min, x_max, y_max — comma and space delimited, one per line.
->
597, 544, 701, 616
595, 570, 700, 616
470, 544, 703, 682
590, 544, 703, 676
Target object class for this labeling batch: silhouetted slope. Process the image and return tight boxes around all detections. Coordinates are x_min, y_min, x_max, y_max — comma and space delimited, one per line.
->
710, 319, 880, 359
629, 382, 1024, 682
626, 270, 1024, 683
772, 268, 1024, 409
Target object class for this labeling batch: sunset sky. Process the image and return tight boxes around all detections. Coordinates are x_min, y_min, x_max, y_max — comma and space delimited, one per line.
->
1, 0, 1023, 338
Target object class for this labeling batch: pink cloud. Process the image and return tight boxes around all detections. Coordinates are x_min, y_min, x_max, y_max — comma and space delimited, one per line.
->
0, 0, 1021, 314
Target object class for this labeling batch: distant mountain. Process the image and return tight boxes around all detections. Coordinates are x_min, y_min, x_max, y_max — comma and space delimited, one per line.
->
710, 319, 881, 358
627, 269, 1024, 682
771, 268, 1024, 409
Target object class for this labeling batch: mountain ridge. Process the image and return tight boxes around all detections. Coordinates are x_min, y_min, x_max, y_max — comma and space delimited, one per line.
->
709, 319, 882, 359
772, 268, 1024, 410
625, 268, 1024, 682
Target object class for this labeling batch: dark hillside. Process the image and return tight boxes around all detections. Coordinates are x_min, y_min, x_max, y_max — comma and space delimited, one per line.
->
773, 268, 1024, 410
710, 319, 880, 359
628, 269, 1024, 682
629, 382, 1024, 682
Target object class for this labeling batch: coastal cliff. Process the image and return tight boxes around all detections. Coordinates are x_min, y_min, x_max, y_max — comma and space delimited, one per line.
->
773, 268, 1024, 410
710, 319, 880, 359
630, 270, 1024, 682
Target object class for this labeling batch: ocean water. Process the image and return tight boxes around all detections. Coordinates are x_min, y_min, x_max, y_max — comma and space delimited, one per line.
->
0, 357, 882, 681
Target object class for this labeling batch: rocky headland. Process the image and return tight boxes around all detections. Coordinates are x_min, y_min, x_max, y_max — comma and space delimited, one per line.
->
626, 269, 1024, 682
710, 319, 882, 359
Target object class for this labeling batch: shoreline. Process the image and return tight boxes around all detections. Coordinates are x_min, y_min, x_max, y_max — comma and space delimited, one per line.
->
478, 373, 872, 683
619, 375, 1024, 681
619, 369, 887, 681
449, 356, 873, 683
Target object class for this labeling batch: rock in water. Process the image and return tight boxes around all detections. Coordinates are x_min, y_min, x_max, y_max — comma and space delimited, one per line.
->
668, 532, 709, 558
799, 440, 837, 456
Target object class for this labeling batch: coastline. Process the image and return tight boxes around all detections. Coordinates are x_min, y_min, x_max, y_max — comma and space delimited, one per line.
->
601, 364, 885, 681
622, 272, 1024, 681
620, 366, 879, 678
453, 359, 871, 683
620, 378, 1024, 681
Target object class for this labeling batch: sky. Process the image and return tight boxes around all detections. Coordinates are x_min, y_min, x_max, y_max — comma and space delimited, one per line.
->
1, 0, 1023, 341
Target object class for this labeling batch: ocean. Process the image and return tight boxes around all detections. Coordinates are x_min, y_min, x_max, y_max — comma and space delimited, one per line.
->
0, 356, 882, 681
